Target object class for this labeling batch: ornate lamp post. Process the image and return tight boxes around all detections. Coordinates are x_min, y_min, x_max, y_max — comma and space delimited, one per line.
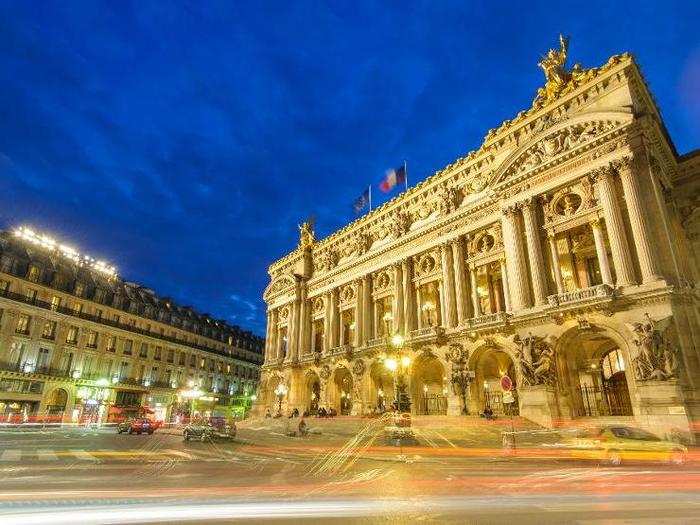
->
383, 334, 412, 412
274, 383, 288, 416
446, 346, 472, 415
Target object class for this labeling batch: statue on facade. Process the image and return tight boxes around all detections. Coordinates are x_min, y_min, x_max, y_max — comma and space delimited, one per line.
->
298, 218, 316, 251
445, 344, 471, 415
532, 35, 596, 108
628, 314, 679, 381
513, 333, 556, 386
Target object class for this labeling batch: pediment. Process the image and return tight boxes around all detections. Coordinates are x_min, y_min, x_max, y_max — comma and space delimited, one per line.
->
263, 274, 295, 300
489, 110, 633, 188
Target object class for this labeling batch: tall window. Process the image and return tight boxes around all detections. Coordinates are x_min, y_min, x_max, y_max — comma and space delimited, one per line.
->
154, 347, 162, 361
50, 296, 61, 311
65, 326, 78, 344
36, 348, 50, 370
16, 314, 30, 334
123, 339, 133, 355
87, 330, 98, 348
139, 342, 148, 358
27, 265, 40, 282
41, 320, 56, 339
106, 335, 117, 352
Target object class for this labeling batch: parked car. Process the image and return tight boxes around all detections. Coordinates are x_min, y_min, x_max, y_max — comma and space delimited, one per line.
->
557, 425, 687, 466
183, 421, 236, 442
116, 418, 158, 435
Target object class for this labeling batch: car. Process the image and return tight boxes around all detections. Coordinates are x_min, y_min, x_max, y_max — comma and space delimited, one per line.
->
558, 425, 687, 466
183, 421, 236, 442
117, 418, 157, 435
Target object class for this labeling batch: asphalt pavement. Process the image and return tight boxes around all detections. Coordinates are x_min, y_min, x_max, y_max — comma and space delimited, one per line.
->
0, 423, 698, 524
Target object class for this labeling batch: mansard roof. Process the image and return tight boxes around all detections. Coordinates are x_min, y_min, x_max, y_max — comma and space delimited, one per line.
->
0, 230, 263, 349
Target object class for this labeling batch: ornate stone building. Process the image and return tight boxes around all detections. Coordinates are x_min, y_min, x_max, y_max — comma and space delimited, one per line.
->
0, 227, 264, 424
257, 38, 700, 440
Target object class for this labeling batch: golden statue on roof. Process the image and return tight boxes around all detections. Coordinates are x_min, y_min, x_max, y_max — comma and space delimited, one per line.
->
298, 218, 315, 251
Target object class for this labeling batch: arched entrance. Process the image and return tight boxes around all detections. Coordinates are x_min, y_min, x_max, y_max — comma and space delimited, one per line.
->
329, 367, 353, 415
369, 361, 393, 412
304, 371, 321, 415
45, 388, 68, 421
558, 329, 634, 418
264, 375, 284, 415
411, 354, 447, 415
470, 347, 519, 415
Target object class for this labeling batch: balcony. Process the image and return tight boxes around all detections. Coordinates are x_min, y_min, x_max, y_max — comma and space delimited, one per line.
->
465, 312, 510, 329
546, 284, 615, 308
407, 326, 444, 344
0, 288, 243, 362
365, 336, 387, 349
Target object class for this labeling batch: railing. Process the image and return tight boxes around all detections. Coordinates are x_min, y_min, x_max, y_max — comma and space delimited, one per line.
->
466, 312, 509, 328
547, 284, 614, 307
365, 336, 387, 348
408, 326, 444, 340
0, 288, 240, 361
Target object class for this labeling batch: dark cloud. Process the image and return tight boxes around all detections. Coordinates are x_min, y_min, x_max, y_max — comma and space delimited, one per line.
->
0, 1, 698, 336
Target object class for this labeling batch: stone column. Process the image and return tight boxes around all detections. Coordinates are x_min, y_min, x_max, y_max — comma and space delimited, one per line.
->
451, 238, 468, 326
501, 204, 532, 311
547, 233, 565, 295
285, 296, 298, 364
521, 197, 548, 305
362, 275, 372, 344
263, 310, 273, 362
402, 258, 417, 334
393, 263, 404, 335
615, 156, 663, 283
500, 258, 512, 312
440, 242, 457, 327
416, 285, 424, 328
469, 266, 481, 316
329, 289, 339, 349
590, 218, 614, 285
323, 292, 332, 354
594, 165, 636, 286
354, 280, 362, 347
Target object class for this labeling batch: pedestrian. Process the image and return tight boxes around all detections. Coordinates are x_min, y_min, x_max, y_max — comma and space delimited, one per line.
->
265, 408, 271, 419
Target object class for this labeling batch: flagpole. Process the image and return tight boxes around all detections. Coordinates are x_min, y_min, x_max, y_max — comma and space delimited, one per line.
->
404, 160, 408, 190
369, 185, 372, 211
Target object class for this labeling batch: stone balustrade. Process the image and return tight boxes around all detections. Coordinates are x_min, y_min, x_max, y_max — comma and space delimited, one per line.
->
546, 284, 615, 307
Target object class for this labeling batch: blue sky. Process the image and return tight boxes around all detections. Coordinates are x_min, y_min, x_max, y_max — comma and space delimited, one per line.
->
1, 1, 698, 335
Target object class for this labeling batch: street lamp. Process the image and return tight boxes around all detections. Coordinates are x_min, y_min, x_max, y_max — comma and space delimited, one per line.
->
180, 387, 204, 421
384, 333, 411, 412
274, 383, 288, 416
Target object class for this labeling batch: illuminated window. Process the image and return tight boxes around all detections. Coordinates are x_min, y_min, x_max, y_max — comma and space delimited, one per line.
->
41, 321, 56, 340
50, 296, 61, 311
15, 314, 30, 334
74, 282, 85, 297
65, 326, 78, 344
86, 330, 98, 348
27, 265, 40, 282
106, 335, 117, 352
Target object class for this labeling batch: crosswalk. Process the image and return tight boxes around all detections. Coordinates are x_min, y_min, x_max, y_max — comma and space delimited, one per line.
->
0, 447, 242, 463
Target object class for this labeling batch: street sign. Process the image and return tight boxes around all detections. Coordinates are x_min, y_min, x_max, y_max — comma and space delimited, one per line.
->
500, 375, 513, 392
502, 391, 515, 404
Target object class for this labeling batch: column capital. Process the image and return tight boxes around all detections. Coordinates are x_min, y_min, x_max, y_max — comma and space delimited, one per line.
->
610, 155, 634, 175
520, 196, 539, 210
590, 164, 615, 182
502, 203, 521, 216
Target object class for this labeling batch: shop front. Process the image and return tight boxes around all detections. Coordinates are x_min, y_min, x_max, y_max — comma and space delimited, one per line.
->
74, 385, 111, 424
107, 390, 145, 423
0, 377, 44, 423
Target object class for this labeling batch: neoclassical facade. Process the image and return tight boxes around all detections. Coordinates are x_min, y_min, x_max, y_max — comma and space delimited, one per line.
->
0, 228, 264, 424
256, 39, 700, 440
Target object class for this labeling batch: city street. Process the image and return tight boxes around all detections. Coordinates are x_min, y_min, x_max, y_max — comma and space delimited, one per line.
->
0, 419, 698, 523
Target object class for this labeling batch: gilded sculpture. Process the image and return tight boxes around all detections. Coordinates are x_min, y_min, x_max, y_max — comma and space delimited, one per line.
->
298, 219, 316, 251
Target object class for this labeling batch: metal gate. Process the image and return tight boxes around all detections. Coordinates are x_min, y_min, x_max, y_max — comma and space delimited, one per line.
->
575, 382, 633, 417
417, 394, 447, 415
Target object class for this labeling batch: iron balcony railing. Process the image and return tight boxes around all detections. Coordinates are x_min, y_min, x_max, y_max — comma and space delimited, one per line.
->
0, 288, 243, 361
